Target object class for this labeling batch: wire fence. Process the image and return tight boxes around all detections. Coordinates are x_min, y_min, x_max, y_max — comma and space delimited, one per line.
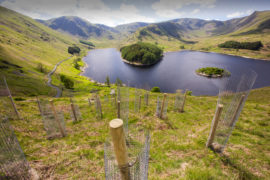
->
104, 126, 150, 180
156, 95, 168, 119
117, 86, 130, 130
40, 99, 66, 139
95, 94, 103, 120
209, 70, 257, 152
134, 90, 142, 113
70, 98, 82, 122
174, 89, 185, 112
0, 116, 31, 179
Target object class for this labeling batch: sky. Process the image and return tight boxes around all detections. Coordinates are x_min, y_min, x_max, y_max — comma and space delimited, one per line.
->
1, 0, 270, 27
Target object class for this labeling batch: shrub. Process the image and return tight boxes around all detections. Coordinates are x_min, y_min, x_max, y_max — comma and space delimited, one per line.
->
73, 58, 81, 70
116, 78, 122, 87
151, 87, 161, 93
79, 40, 95, 47
60, 75, 74, 89
68, 46, 81, 55
37, 63, 47, 73
218, 41, 263, 50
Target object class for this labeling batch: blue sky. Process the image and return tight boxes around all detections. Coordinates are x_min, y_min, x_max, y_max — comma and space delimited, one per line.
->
1, 0, 270, 26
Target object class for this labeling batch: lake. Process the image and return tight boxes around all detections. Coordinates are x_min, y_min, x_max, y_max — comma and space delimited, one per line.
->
82, 48, 270, 96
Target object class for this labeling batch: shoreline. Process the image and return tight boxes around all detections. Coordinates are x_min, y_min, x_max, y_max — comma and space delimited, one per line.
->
121, 58, 161, 67
177, 49, 270, 61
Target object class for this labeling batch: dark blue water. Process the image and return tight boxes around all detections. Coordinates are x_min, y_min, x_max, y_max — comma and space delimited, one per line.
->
82, 48, 270, 96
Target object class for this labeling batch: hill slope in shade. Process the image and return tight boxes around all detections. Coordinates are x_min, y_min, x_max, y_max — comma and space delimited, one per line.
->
0, 6, 78, 95
37, 16, 117, 39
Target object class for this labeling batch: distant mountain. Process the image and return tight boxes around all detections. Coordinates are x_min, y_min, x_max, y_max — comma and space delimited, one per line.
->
37, 16, 116, 39
131, 11, 270, 44
115, 22, 150, 34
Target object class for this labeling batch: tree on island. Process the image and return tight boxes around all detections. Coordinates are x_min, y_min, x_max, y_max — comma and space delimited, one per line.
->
120, 42, 163, 65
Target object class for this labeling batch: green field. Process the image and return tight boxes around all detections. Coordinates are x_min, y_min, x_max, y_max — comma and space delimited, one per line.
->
0, 85, 269, 179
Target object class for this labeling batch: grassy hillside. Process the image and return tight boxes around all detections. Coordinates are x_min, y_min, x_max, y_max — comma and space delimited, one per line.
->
0, 6, 81, 96
0, 85, 269, 179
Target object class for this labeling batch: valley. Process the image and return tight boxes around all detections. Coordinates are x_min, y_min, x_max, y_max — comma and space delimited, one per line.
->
0, 5, 270, 180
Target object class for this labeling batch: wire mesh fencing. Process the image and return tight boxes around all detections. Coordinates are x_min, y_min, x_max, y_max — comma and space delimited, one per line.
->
144, 93, 149, 106
104, 126, 150, 180
69, 98, 82, 122
0, 116, 31, 179
156, 94, 168, 119
0, 78, 20, 120
117, 86, 129, 128
207, 70, 257, 152
174, 89, 185, 112
134, 90, 142, 113
40, 99, 66, 139
95, 94, 103, 120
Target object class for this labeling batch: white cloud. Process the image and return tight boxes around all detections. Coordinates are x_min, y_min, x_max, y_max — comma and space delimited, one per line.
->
227, 9, 254, 18
0, 0, 155, 26
152, 0, 216, 18
191, 9, 200, 14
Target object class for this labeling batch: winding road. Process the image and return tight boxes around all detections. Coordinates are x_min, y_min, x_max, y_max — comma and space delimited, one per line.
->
47, 56, 72, 98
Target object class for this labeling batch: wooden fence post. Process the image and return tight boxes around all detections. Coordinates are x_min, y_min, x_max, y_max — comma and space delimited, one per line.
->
36, 96, 42, 115
3, 77, 20, 119
50, 100, 65, 137
180, 89, 187, 112
229, 94, 245, 127
70, 97, 78, 122
117, 101, 121, 118
109, 119, 130, 180
206, 104, 223, 148
160, 93, 167, 119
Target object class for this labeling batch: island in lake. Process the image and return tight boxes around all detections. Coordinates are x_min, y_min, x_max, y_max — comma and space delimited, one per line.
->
196, 67, 231, 78
120, 42, 163, 66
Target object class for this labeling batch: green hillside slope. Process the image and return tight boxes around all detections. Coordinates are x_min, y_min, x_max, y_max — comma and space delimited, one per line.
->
0, 6, 80, 95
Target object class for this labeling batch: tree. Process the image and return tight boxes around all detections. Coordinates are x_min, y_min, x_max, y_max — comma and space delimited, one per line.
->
60, 75, 74, 89
37, 63, 46, 73
68, 46, 81, 55
116, 78, 123, 87
105, 76, 110, 87
151, 87, 161, 93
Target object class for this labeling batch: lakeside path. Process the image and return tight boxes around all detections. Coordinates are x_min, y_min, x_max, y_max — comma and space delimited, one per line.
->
47, 56, 72, 97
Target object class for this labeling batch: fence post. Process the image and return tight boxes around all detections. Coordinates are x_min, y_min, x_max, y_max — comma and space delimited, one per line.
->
3, 77, 20, 119
180, 89, 187, 112
206, 104, 223, 148
229, 94, 245, 127
109, 119, 130, 180
70, 97, 78, 122
160, 93, 167, 119
36, 96, 42, 115
50, 100, 65, 137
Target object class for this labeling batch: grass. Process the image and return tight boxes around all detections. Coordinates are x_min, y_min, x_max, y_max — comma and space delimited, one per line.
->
0, 85, 269, 179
